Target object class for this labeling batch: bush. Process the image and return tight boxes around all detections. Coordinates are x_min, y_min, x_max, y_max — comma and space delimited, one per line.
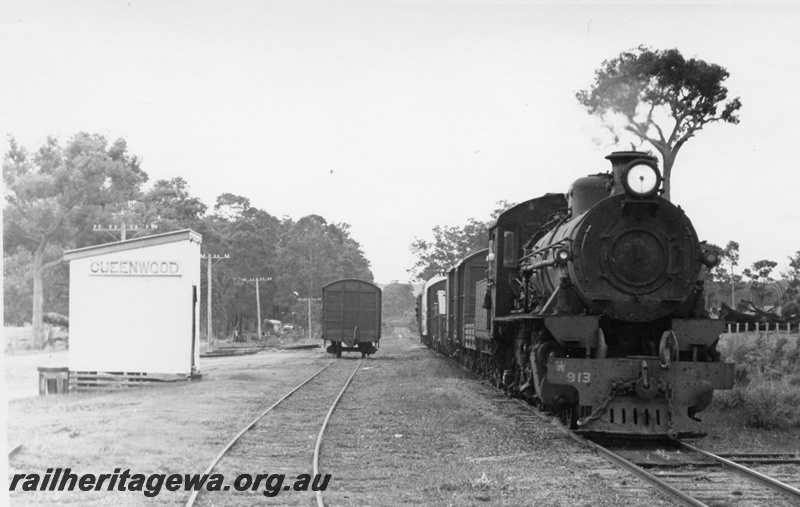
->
722, 333, 800, 381
733, 363, 750, 385
717, 333, 800, 429
714, 384, 746, 410
787, 345, 800, 368
741, 382, 800, 429
769, 337, 789, 364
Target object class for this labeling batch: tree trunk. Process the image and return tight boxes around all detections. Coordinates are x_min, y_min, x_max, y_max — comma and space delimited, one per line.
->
31, 240, 46, 349
661, 149, 675, 201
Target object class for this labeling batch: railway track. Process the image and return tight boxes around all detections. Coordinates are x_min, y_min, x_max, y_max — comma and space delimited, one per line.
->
576, 435, 800, 506
187, 359, 362, 507
507, 397, 800, 506
418, 341, 800, 506
443, 345, 799, 506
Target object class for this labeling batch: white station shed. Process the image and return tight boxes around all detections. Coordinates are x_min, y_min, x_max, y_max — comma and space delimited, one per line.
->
63, 229, 202, 386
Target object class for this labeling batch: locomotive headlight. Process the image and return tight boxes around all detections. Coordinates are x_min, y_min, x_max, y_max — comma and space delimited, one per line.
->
702, 250, 721, 268
622, 162, 661, 198
555, 248, 571, 265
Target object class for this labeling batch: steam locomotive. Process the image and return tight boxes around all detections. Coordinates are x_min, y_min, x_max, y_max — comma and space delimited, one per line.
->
418, 151, 734, 438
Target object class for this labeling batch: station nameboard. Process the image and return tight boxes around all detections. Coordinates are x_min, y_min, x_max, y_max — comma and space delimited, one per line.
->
89, 260, 181, 276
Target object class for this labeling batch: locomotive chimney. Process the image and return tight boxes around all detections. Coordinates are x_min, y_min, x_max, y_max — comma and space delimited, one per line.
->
605, 151, 659, 196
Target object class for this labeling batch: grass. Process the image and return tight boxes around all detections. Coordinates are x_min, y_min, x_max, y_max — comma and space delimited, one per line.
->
740, 381, 800, 429
703, 331, 800, 449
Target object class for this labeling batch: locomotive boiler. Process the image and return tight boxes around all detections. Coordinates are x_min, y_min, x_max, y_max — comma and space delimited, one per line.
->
424, 151, 734, 438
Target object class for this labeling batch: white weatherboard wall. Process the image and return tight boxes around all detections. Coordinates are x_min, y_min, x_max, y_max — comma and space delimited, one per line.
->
65, 230, 201, 375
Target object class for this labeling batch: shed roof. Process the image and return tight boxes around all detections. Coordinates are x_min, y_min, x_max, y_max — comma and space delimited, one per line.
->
63, 229, 202, 261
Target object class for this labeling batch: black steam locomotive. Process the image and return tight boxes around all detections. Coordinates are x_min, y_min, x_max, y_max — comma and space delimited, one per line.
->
418, 151, 734, 438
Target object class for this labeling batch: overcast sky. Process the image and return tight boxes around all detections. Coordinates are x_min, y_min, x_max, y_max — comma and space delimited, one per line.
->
3, 1, 799, 283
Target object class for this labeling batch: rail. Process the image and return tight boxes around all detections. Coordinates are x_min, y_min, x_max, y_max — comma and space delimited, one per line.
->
678, 441, 800, 502
314, 360, 362, 507
571, 435, 800, 506
184, 361, 334, 507
566, 433, 705, 507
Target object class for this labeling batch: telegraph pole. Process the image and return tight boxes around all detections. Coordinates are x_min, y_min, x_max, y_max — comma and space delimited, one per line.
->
202, 254, 229, 351
240, 277, 272, 339
297, 296, 321, 340
93, 222, 156, 241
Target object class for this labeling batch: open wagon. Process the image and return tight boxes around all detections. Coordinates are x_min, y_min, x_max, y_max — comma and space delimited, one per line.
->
322, 279, 382, 357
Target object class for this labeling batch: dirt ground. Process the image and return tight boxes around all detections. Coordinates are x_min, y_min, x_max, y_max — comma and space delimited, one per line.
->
4, 328, 797, 506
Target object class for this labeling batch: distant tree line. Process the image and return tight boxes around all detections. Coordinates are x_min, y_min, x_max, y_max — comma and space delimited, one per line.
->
705, 241, 800, 318
382, 281, 417, 331
408, 200, 513, 282
3, 133, 373, 347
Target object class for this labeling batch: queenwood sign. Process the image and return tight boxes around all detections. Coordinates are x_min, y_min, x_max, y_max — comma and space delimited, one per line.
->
89, 261, 182, 276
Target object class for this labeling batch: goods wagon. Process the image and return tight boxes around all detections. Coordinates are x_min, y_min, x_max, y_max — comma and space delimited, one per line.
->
417, 276, 447, 351
322, 279, 382, 358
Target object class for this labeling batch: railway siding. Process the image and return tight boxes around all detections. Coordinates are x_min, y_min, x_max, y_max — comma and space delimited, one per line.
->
191, 360, 361, 506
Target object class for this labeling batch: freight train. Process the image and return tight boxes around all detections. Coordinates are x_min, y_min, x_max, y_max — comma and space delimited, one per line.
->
418, 151, 734, 438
